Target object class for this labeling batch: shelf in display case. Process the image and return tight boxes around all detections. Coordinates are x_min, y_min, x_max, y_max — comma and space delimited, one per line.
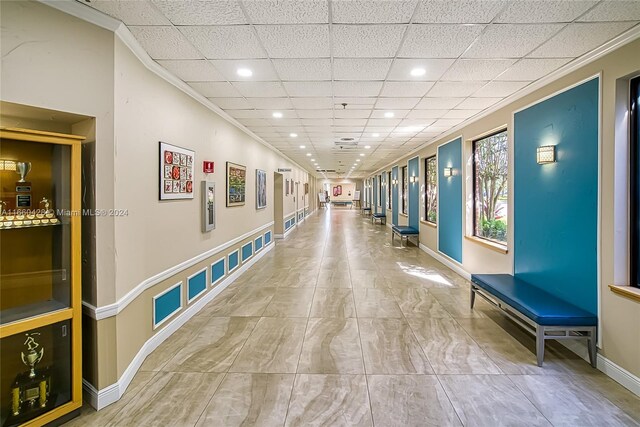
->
0, 215, 61, 230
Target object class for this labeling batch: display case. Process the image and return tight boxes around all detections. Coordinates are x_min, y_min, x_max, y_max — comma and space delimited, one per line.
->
0, 128, 83, 427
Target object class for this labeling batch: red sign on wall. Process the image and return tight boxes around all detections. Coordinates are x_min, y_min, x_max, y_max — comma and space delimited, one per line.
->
203, 161, 214, 174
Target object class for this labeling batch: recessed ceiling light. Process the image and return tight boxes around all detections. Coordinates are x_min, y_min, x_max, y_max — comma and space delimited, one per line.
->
372, 133, 379, 137
290, 133, 297, 137
360, 153, 365, 157
410, 68, 426, 77
311, 159, 315, 161
272, 112, 283, 118
306, 153, 311, 156
384, 112, 394, 118
237, 68, 253, 77
365, 145, 371, 149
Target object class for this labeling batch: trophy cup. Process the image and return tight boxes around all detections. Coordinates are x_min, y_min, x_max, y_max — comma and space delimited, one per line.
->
15, 161, 32, 209
10, 333, 51, 419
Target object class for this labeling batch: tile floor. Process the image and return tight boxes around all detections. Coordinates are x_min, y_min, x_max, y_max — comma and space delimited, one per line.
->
67, 209, 640, 426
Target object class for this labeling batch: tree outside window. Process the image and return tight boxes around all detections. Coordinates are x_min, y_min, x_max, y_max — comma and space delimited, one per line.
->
473, 130, 508, 244
402, 166, 408, 215
425, 156, 437, 223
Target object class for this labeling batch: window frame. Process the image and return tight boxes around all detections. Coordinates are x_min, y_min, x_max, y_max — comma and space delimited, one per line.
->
401, 165, 408, 215
631, 76, 640, 288
424, 155, 437, 224
387, 171, 392, 209
377, 174, 382, 207
472, 129, 508, 246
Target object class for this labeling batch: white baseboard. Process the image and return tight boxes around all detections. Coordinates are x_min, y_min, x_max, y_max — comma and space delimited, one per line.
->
419, 243, 471, 280
275, 225, 295, 240
83, 243, 274, 409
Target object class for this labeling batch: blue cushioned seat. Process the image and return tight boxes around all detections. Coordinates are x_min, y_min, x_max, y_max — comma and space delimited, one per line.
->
392, 225, 419, 235
372, 213, 385, 218
471, 274, 597, 326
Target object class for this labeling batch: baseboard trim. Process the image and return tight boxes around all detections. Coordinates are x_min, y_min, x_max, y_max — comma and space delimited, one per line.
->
82, 243, 274, 409
419, 243, 471, 280
276, 225, 295, 240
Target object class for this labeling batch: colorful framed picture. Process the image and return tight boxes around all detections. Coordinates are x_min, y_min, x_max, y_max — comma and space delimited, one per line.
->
256, 169, 267, 210
226, 161, 246, 207
160, 141, 194, 200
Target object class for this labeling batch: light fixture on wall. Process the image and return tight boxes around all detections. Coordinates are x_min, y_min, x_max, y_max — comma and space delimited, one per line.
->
409, 175, 416, 183
537, 145, 556, 164
392, 178, 398, 185
443, 167, 453, 177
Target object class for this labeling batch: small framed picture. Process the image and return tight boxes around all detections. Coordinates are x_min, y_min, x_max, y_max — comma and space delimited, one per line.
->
160, 141, 195, 200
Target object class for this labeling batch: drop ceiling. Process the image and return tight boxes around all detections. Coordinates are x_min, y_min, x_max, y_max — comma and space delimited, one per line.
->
81, 0, 640, 179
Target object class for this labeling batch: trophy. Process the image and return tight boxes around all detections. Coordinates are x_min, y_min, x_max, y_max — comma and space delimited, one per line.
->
15, 161, 32, 209
10, 332, 51, 418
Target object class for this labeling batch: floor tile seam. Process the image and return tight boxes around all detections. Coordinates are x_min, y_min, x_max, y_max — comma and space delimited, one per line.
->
191, 371, 229, 427
502, 373, 556, 426
447, 316, 508, 375
221, 316, 262, 375
431, 372, 468, 427
99, 370, 163, 426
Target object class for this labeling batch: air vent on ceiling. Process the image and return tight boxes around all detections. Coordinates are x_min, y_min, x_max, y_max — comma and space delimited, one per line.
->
317, 169, 336, 173
334, 138, 358, 149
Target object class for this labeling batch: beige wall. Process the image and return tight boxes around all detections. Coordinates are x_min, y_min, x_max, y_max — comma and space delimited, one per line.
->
367, 39, 640, 378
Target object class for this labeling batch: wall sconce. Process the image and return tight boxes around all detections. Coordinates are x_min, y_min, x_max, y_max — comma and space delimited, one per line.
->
392, 178, 398, 185
409, 176, 416, 183
537, 145, 556, 164
443, 167, 453, 177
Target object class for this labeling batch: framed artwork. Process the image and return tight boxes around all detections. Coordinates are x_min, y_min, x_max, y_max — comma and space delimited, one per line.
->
285, 179, 289, 196
202, 181, 215, 232
290, 180, 294, 195
304, 182, 309, 194
256, 169, 267, 209
160, 141, 194, 200
333, 185, 342, 197
226, 161, 246, 207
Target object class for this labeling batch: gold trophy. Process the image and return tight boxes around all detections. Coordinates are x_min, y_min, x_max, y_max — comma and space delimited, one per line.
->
10, 332, 51, 418
15, 161, 32, 209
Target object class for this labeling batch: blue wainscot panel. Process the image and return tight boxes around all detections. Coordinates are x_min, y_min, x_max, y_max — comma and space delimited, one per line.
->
438, 138, 463, 263
211, 258, 225, 285
514, 78, 599, 314
408, 157, 420, 229
381, 173, 386, 215
265, 230, 272, 245
187, 268, 207, 302
228, 250, 239, 272
255, 235, 263, 252
241, 242, 253, 262
392, 166, 399, 225
153, 283, 182, 328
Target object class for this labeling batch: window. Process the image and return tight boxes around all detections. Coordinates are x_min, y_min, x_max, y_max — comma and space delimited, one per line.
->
425, 156, 437, 223
473, 130, 508, 244
631, 76, 640, 287
387, 171, 391, 209
402, 166, 408, 215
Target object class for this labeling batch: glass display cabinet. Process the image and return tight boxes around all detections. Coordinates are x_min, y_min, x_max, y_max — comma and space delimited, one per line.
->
0, 128, 83, 426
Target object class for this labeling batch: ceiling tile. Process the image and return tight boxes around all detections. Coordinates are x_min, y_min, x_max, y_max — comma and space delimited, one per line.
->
333, 25, 406, 58
152, 0, 245, 25
272, 59, 332, 80
156, 60, 225, 81
498, 58, 572, 81
334, 109, 373, 119
332, 0, 417, 24
462, 24, 564, 58
129, 26, 202, 59
291, 98, 334, 109
301, 118, 333, 126
333, 81, 384, 97
210, 59, 279, 81
415, 97, 464, 109
297, 110, 334, 119
232, 81, 287, 97
237, 118, 272, 127
267, 118, 302, 126
455, 97, 502, 109
243, 0, 328, 24
370, 109, 410, 118
375, 98, 420, 109
380, 81, 435, 98
88, 0, 171, 25
400, 25, 484, 58
284, 81, 332, 97
387, 59, 455, 80
224, 109, 266, 119
430, 118, 466, 127
406, 109, 448, 119
495, 1, 597, 23
180, 26, 265, 59
246, 98, 293, 109
367, 118, 402, 127
578, 1, 640, 22
529, 22, 636, 58
333, 58, 393, 81
473, 81, 530, 97
188, 81, 242, 97
209, 97, 252, 109
441, 59, 516, 81
442, 109, 481, 119
427, 81, 486, 97
334, 119, 369, 127
255, 25, 330, 58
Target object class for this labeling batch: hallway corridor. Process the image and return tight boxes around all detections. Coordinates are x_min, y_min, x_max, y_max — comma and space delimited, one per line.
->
68, 209, 640, 426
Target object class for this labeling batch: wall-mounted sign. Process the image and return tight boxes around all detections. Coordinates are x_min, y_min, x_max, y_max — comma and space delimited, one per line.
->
203, 161, 214, 174
277, 168, 292, 172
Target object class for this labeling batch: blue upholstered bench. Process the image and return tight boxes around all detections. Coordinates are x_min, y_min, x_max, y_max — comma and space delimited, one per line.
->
372, 213, 386, 225
362, 207, 372, 216
471, 274, 598, 368
391, 225, 419, 247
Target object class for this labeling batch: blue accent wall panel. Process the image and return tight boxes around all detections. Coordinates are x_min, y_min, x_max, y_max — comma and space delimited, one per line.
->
373, 176, 378, 213
255, 236, 263, 251
381, 173, 386, 215
514, 78, 599, 314
392, 166, 399, 225
228, 250, 239, 271
154, 284, 181, 326
188, 269, 207, 301
211, 258, 225, 284
241, 242, 253, 262
438, 138, 463, 263
408, 157, 420, 229
265, 231, 272, 245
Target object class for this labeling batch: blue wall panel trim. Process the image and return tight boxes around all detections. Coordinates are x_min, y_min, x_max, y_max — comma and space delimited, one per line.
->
228, 250, 239, 271
392, 166, 399, 225
408, 157, 420, 229
187, 269, 207, 302
211, 258, 225, 284
153, 283, 182, 327
437, 138, 463, 263
514, 78, 599, 314
241, 242, 253, 262
255, 236, 263, 252
265, 231, 272, 245
381, 173, 386, 215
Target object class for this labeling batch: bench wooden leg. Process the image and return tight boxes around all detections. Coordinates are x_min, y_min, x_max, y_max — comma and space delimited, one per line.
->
587, 327, 597, 368
536, 326, 545, 367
